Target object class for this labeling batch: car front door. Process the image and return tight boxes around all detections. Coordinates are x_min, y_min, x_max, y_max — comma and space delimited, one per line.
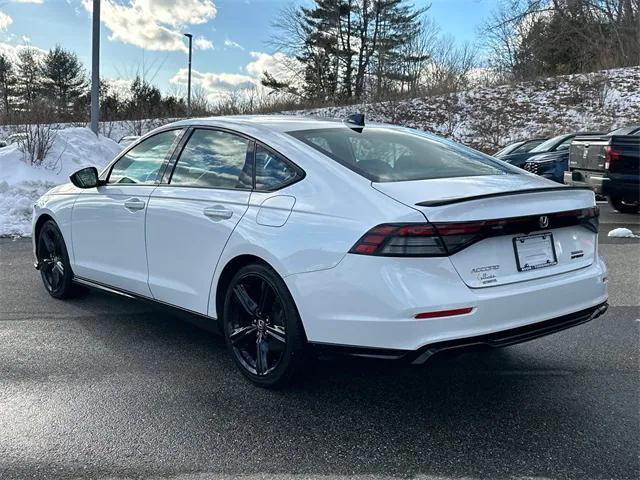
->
71, 129, 183, 296
145, 128, 254, 314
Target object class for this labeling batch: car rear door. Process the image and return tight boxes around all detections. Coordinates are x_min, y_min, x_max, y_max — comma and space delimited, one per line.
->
71, 129, 183, 296
145, 128, 254, 314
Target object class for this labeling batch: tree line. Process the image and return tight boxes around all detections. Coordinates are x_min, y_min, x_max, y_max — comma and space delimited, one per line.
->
483, 0, 639, 81
0, 45, 196, 126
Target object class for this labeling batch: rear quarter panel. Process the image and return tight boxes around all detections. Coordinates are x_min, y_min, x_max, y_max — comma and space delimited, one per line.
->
206, 140, 425, 318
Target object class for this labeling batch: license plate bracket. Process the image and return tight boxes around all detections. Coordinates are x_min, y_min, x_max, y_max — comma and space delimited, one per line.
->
513, 233, 557, 272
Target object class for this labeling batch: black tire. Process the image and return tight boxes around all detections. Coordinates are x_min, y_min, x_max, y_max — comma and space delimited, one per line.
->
37, 220, 76, 299
222, 263, 308, 388
609, 196, 640, 214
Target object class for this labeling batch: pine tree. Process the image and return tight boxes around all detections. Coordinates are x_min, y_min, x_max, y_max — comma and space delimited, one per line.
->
0, 53, 16, 117
372, 0, 428, 96
41, 46, 87, 119
297, 0, 346, 100
15, 47, 43, 110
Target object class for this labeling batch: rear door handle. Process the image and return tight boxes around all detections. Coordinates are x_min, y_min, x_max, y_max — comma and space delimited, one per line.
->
124, 198, 146, 211
203, 205, 233, 221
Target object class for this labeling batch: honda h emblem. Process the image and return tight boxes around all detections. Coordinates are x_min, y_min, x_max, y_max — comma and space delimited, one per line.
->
539, 215, 549, 229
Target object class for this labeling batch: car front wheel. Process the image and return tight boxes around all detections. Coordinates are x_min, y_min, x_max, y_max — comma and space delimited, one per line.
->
222, 263, 308, 388
37, 220, 75, 299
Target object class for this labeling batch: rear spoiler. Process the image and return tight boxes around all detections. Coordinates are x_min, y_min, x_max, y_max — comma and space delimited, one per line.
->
416, 186, 594, 207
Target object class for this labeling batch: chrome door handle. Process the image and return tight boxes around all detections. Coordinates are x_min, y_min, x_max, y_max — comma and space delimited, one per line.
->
203, 205, 233, 220
124, 198, 146, 211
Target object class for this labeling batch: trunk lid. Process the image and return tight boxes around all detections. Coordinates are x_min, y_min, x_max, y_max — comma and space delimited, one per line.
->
372, 175, 597, 288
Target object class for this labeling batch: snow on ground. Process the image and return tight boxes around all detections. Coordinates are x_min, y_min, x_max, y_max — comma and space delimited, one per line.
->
0, 128, 122, 237
608, 227, 640, 238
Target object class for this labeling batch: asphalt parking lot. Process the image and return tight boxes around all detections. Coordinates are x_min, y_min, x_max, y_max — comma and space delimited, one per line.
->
0, 203, 638, 480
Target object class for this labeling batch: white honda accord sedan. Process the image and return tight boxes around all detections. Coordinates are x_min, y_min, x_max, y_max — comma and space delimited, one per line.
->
32, 115, 609, 387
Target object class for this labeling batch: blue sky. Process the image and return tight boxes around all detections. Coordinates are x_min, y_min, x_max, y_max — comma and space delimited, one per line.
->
0, 0, 498, 98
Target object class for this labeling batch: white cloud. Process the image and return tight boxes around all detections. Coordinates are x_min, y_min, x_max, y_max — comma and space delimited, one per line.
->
224, 39, 244, 50
169, 51, 303, 104
81, 0, 217, 52
0, 42, 46, 61
0, 11, 13, 31
246, 51, 302, 86
194, 36, 214, 50
170, 67, 256, 92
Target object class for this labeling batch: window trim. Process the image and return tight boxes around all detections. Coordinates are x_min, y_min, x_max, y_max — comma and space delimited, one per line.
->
162, 125, 305, 192
102, 127, 186, 186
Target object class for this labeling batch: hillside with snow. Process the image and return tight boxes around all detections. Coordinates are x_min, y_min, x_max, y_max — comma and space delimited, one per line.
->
291, 66, 640, 152
0, 128, 122, 237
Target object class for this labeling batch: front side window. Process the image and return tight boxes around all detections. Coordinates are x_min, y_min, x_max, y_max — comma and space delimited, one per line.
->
109, 129, 182, 184
255, 145, 298, 190
170, 129, 253, 189
514, 139, 546, 153
289, 127, 515, 182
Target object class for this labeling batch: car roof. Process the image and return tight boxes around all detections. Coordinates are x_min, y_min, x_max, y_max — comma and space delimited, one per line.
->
167, 115, 362, 135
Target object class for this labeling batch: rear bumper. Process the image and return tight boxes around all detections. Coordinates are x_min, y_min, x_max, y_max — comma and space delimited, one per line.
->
564, 171, 639, 200
564, 171, 607, 193
286, 254, 608, 352
313, 302, 609, 364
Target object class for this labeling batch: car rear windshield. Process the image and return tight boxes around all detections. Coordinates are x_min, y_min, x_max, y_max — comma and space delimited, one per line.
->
288, 127, 515, 182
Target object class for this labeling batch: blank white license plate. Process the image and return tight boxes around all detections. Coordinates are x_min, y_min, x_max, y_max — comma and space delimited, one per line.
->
513, 233, 557, 272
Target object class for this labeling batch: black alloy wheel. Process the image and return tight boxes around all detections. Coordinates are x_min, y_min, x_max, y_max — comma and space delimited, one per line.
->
37, 220, 75, 299
223, 263, 307, 388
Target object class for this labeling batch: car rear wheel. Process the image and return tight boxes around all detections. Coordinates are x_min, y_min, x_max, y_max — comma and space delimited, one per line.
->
609, 196, 639, 214
37, 220, 75, 299
222, 263, 308, 388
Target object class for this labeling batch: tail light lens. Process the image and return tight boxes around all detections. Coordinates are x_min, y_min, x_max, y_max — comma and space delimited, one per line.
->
350, 224, 447, 257
604, 146, 621, 170
350, 207, 599, 257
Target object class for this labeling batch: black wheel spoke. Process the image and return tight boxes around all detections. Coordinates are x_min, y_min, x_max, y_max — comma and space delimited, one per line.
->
52, 267, 61, 288
258, 280, 271, 314
255, 334, 269, 375
229, 325, 257, 345
54, 261, 64, 276
265, 325, 286, 344
233, 284, 258, 316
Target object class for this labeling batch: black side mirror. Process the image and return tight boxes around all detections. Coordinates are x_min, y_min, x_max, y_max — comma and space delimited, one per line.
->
70, 167, 102, 189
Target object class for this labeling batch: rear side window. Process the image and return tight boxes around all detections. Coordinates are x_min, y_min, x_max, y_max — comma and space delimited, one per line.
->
289, 127, 515, 182
170, 129, 253, 189
255, 145, 298, 190
109, 129, 182, 184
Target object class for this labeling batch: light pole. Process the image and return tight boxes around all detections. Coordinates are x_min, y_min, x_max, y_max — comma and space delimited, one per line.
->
184, 33, 192, 117
90, 0, 101, 134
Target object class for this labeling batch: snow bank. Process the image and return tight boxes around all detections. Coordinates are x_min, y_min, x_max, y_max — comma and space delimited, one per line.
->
0, 128, 122, 237
608, 228, 640, 239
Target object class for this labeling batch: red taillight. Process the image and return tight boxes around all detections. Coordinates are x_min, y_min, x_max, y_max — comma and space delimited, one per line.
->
604, 146, 621, 170
415, 307, 474, 319
350, 208, 599, 257
349, 223, 446, 257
